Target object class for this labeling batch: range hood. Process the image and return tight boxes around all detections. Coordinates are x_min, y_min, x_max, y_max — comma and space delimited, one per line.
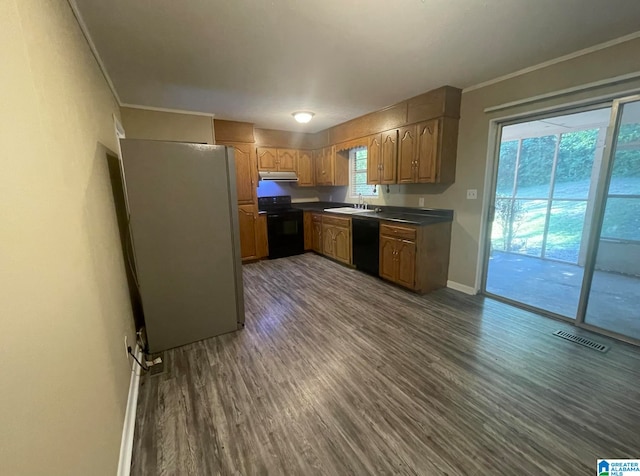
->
259, 171, 298, 182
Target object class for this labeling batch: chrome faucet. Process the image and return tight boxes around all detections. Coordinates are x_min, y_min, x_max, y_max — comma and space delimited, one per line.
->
357, 193, 363, 209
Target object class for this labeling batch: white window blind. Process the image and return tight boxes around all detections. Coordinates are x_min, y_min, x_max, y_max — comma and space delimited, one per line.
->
350, 147, 378, 198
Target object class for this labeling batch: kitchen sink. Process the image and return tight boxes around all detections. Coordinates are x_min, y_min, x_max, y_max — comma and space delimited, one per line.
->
323, 207, 377, 215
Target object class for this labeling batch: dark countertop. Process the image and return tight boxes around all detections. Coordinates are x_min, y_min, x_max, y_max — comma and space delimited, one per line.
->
292, 201, 453, 226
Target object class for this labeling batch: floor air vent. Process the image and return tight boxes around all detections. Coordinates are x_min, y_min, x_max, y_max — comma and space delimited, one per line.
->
553, 330, 609, 353
148, 352, 165, 376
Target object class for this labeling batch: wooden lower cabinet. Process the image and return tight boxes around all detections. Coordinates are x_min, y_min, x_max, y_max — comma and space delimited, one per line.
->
321, 215, 351, 265
303, 211, 313, 251
333, 227, 351, 264
311, 213, 323, 253
379, 221, 451, 293
238, 204, 258, 261
395, 240, 417, 289
379, 236, 398, 282
256, 213, 269, 259
322, 223, 351, 264
379, 235, 416, 287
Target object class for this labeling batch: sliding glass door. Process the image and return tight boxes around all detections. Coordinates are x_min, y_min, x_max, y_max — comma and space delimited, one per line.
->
582, 97, 640, 340
484, 96, 640, 344
485, 107, 611, 319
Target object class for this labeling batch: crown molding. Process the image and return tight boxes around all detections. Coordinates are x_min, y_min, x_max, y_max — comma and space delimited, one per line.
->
120, 103, 215, 118
463, 31, 640, 93
67, 0, 121, 105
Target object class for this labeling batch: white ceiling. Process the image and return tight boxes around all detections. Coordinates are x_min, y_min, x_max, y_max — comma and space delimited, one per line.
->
74, 0, 640, 132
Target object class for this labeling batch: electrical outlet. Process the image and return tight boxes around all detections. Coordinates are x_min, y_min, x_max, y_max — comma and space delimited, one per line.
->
466, 189, 478, 200
329, 194, 333, 202
124, 335, 129, 357
418, 197, 425, 207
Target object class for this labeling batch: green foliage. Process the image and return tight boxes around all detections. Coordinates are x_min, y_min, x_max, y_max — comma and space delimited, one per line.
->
612, 124, 640, 178
495, 197, 524, 252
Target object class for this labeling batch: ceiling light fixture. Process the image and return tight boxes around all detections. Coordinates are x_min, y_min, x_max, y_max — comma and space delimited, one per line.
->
292, 111, 314, 124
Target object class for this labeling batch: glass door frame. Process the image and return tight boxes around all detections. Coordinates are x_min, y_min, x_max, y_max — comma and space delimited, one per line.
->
575, 94, 640, 346
480, 97, 640, 346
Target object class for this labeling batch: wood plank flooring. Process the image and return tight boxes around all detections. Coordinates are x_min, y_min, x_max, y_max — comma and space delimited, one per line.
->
131, 253, 640, 475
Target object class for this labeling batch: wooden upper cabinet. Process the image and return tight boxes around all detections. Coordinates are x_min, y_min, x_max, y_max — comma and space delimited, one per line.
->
218, 142, 256, 204
313, 149, 325, 184
398, 126, 417, 184
297, 150, 314, 187
277, 148, 297, 172
322, 146, 335, 184
257, 147, 277, 171
313, 146, 346, 186
395, 118, 447, 184
416, 119, 439, 183
238, 204, 258, 261
232, 143, 256, 204
380, 130, 398, 184
367, 134, 382, 185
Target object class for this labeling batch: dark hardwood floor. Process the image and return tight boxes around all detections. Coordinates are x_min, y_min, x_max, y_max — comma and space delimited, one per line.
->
131, 253, 640, 475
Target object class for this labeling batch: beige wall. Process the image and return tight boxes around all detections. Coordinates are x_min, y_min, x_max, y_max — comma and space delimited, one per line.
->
121, 106, 215, 144
0, 1, 135, 475
330, 37, 640, 289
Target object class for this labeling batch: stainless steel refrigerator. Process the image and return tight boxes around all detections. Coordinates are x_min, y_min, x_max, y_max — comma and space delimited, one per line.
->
119, 139, 244, 352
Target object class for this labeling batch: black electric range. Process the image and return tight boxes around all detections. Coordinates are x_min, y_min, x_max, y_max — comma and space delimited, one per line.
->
258, 196, 304, 259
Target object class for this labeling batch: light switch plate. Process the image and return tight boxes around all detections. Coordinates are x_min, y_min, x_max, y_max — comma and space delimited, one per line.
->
418, 197, 425, 207
466, 189, 478, 200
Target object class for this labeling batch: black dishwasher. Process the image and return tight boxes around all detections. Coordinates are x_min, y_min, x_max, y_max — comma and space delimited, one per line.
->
352, 217, 379, 276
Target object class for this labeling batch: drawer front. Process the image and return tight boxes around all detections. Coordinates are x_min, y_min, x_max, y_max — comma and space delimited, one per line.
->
380, 223, 417, 241
322, 215, 351, 228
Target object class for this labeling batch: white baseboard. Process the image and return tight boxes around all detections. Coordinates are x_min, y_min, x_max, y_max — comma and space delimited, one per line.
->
117, 345, 142, 476
447, 280, 478, 295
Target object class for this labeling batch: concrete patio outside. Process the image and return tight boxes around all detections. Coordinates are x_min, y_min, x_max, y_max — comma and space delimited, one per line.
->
485, 251, 640, 340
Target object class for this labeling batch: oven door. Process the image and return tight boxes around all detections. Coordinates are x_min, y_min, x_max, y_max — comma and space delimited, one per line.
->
266, 211, 304, 258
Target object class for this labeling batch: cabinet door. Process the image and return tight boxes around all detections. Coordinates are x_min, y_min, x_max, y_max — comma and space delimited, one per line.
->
367, 134, 381, 185
397, 126, 417, 184
380, 130, 398, 184
223, 142, 256, 204
312, 217, 323, 252
416, 119, 439, 183
323, 146, 335, 185
297, 150, 314, 186
257, 147, 278, 171
256, 213, 269, 258
333, 227, 351, 265
314, 149, 326, 185
322, 224, 334, 257
303, 211, 313, 250
379, 236, 398, 282
396, 240, 416, 289
238, 204, 258, 261
277, 148, 297, 172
